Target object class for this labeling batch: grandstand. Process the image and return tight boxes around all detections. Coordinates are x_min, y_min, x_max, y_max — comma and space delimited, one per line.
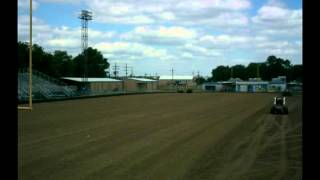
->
18, 69, 79, 102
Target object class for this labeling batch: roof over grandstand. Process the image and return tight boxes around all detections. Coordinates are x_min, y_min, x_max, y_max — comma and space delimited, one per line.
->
61, 77, 122, 82
159, 76, 194, 80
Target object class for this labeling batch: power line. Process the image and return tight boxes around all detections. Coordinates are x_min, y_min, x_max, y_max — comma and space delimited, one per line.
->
123, 64, 128, 78
112, 63, 120, 78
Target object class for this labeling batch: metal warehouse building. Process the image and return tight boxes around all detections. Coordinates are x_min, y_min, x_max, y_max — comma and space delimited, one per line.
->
61, 77, 123, 93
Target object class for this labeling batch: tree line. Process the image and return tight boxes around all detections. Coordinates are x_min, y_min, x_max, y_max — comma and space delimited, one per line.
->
18, 41, 110, 78
210, 55, 302, 82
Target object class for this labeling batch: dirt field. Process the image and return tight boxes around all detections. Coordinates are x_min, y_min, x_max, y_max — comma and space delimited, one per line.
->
18, 93, 302, 180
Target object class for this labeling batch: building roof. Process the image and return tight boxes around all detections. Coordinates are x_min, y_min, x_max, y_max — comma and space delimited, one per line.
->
128, 78, 157, 82
248, 78, 263, 82
61, 77, 122, 82
159, 75, 193, 80
203, 82, 218, 85
270, 79, 286, 84
236, 81, 269, 85
270, 78, 286, 84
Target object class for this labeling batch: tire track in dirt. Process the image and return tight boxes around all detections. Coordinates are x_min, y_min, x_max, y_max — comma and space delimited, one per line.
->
184, 95, 301, 180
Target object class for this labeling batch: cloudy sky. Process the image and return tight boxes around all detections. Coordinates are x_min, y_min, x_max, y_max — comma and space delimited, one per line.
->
18, 0, 302, 77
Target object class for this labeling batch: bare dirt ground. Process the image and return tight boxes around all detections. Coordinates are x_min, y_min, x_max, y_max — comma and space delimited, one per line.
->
18, 93, 302, 180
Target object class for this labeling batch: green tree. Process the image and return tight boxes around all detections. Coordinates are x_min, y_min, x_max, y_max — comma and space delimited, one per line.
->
291, 64, 302, 82
246, 63, 261, 79
211, 66, 230, 81
231, 64, 247, 80
52, 50, 74, 77
18, 41, 29, 69
73, 47, 110, 77
266, 55, 286, 79
18, 42, 54, 75
194, 76, 206, 85
30, 44, 57, 77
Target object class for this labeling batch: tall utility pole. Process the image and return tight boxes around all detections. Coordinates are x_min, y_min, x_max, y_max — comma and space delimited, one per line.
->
124, 64, 128, 78
197, 71, 200, 78
79, 10, 92, 89
171, 68, 174, 81
130, 66, 134, 77
112, 63, 120, 78
170, 68, 175, 88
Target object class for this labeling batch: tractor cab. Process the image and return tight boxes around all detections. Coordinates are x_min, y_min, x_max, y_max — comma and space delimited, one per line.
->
275, 97, 285, 105
270, 96, 288, 114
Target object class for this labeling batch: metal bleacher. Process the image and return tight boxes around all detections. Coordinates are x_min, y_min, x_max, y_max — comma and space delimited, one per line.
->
18, 68, 79, 101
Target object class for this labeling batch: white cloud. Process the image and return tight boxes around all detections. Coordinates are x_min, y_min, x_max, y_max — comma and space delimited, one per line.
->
47, 38, 79, 48
180, 43, 221, 57
122, 26, 197, 45
199, 34, 250, 48
252, 5, 302, 37
157, 12, 175, 20
176, 0, 251, 11
18, 15, 116, 55
256, 41, 290, 49
94, 42, 168, 59
86, 0, 250, 27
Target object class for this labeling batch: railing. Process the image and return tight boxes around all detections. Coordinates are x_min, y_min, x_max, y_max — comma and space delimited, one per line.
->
18, 69, 80, 101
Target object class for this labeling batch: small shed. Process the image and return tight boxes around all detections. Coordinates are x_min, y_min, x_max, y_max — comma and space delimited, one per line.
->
124, 78, 158, 92
202, 82, 223, 91
159, 76, 195, 89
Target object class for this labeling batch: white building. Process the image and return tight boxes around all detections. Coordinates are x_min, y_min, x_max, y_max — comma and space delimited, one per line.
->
269, 76, 287, 92
236, 81, 269, 92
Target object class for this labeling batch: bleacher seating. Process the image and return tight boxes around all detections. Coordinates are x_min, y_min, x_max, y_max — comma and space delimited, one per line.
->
18, 69, 79, 101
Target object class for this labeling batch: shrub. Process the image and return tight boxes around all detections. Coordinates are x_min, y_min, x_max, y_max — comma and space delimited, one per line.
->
177, 90, 184, 93
282, 90, 292, 96
186, 89, 193, 93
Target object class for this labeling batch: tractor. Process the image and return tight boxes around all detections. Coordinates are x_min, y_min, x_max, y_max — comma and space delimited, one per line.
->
270, 96, 288, 115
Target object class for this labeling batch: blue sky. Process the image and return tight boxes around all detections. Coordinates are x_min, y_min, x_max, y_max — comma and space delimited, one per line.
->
18, 0, 302, 77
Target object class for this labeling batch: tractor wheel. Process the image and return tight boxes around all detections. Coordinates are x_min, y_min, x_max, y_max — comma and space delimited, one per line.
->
270, 107, 275, 114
